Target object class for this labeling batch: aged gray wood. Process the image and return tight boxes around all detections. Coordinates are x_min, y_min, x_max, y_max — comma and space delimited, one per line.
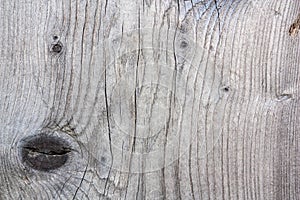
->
0, 0, 299, 199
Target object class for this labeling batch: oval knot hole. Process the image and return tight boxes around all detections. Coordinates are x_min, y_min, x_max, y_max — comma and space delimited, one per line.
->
20, 134, 72, 171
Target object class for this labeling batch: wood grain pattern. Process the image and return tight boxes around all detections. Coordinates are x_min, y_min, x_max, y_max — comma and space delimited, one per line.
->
0, 0, 299, 199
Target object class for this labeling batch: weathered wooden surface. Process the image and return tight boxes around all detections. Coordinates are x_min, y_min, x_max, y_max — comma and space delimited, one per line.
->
0, 0, 299, 199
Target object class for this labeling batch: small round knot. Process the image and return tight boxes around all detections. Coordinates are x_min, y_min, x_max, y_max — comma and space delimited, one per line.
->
53, 35, 59, 40
220, 86, 230, 93
51, 42, 63, 53
180, 40, 188, 48
223, 86, 229, 92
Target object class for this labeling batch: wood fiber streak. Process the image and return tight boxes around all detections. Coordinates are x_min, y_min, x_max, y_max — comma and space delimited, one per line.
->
0, 0, 299, 199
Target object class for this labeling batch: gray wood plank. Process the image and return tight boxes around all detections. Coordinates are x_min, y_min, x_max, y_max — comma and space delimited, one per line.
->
0, 0, 299, 199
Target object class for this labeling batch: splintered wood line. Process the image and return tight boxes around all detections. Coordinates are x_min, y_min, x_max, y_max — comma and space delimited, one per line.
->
194, 1, 242, 199
65, 0, 82, 121
50, 60, 64, 122
290, 102, 299, 200
293, 48, 300, 97
237, 3, 264, 198
286, 102, 298, 199
285, 107, 293, 200
77, 24, 103, 136
44, 2, 62, 123
295, 104, 300, 197
192, 11, 217, 200
213, 0, 236, 75
70, 2, 101, 129
253, 109, 264, 200
49, 2, 81, 124
202, 4, 230, 199
245, 5, 267, 199
262, 103, 277, 197
266, 106, 278, 199
246, 5, 270, 198
28, 2, 47, 123
286, 46, 300, 94
58, 2, 74, 124
246, 2, 278, 198
51, 1, 74, 123
275, 110, 284, 200
27, 13, 44, 127
40, 6, 54, 120
3, 2, 18, 124
273, 5, 291, 96
1, 158, 16, 199
279, 15, 298, 95
206, 2, 241, 198
191, 20, 217, 170
226, 2, 250, 199
76, 0, 91, 123
254, 100, 273, 199
35, 41, 49, 122
71, 4, 104, 138
248, 10, 261, 98
276, 109, 287, 199
191, 5, 221, 200
249, 36, 274, 198
8, 71, 27, 125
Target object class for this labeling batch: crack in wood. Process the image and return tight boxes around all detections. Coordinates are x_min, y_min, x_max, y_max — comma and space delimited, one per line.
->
23, 146, 71, 156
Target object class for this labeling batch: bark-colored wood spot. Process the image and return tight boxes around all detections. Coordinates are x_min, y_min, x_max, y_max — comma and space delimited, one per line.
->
289, 14, 300, 37
20, 134, 72, 171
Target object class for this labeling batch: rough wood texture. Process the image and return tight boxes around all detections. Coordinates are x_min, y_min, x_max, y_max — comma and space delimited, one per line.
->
0, 0, 299, 199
